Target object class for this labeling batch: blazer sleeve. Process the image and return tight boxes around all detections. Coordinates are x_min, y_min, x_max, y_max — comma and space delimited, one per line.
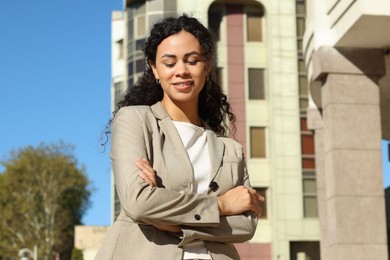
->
111, 107, 221, 226
178, 157, 258, 246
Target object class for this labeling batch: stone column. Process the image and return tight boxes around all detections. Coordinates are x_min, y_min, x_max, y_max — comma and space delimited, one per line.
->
309, 46, 388, 260
307, 107, 327, 260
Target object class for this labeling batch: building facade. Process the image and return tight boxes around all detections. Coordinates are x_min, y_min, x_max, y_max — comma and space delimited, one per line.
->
110, 0, 322, 259
304, 0, 390, 259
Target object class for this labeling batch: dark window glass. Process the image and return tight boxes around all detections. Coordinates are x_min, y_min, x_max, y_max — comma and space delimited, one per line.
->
247, 12, 263, 41
128, 62, 134, 75
249, 68, 265, 100
136, 59, 145, 73
208, 11, 222, 41
250, 127, 266, 158
290, 241, 320, 260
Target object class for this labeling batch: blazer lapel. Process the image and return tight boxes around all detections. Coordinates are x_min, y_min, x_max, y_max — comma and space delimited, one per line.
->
151, 102, 194, 181
205, 129, 225, 182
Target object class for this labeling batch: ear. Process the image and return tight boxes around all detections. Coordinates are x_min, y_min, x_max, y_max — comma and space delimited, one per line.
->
148, 60, 159, 80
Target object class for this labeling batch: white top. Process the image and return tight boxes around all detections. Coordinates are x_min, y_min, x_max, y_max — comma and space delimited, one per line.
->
172, 121, 212, 260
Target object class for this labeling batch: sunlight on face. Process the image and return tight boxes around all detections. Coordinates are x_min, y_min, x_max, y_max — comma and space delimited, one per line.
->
151, 30, 208, 106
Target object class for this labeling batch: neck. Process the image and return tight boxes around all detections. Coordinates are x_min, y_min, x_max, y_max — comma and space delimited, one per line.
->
161, 99, 202, 126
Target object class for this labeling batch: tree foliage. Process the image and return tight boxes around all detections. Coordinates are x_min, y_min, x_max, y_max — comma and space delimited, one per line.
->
70, 248, 84, 260
0, 142, 91, 260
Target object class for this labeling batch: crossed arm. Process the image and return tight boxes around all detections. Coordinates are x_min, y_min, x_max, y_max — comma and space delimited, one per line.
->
135, 158, 265, 234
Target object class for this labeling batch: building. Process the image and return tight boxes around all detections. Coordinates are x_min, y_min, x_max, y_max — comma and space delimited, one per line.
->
74, 226, 110, 260
110, 0, 320, 259
304, 0, 390, 259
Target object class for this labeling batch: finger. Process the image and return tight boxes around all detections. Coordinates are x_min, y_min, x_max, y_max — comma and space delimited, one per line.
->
138, 171, 156, 187
135, 159, 152, 174
141, 158, 155, 173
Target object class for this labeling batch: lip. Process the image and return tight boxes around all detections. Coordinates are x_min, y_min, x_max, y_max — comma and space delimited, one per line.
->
172, 80, 193, 90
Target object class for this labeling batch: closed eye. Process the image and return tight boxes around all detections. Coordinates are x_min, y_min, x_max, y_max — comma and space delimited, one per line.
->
164, 63, 175, 68
187, 60, 199, 65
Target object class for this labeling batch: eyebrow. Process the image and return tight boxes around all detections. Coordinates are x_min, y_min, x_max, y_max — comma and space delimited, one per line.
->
161, 51, 202, 59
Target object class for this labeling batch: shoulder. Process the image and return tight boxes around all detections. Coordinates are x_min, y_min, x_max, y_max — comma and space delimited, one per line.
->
114, 105, 156, 124
218, 136, 245, 159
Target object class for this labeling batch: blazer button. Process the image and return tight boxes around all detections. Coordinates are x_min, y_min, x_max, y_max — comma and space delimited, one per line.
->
194, 214, 201, 221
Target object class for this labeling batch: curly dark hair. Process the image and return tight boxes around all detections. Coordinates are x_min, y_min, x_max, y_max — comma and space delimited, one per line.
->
109, 14, 235, 136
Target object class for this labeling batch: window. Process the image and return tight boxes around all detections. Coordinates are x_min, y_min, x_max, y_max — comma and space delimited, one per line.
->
208, 10, 222, 41
296, 17, 305, 37
248, 68, 265, 100
303, 171, 318, 217
115, 39, 124, 59
136, 38, 145, 51
254, 187, 268, 218
296, 1, 306, 16
250, 127, 266, 158
128, 19, 134, 39
135, 59, 145, 73
114, 81, 124, 106
128, 62, 134, 75
136, 16, 146, 37
290, 241, 320, 260
247, 12, 263, 41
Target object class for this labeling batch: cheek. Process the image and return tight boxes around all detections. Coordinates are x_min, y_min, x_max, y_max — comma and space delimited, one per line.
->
157, 68, 174, 80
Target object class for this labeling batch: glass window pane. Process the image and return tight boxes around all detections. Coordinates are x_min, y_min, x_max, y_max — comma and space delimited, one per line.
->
136, 38, 145, 51
250, 127, 266, 158
298, 59, 306, 73
249, 68, 265, 100
299, 97, 308, 110
303, 179, 316, 193
302, 157, 315, 169
208, 11, 222, 41
300, 117, 308, 131
297, 38, 303, 51
128, 62, 134, 76
299, 75, 308, 96
136, 59, 145, 73
296, 2, 306, 15
114, 81, 124, 105
296, 17, 305, 37
301, 134, 315, 155
247, 13, 262, 42
137, 16, 146, 37
303, 196, 318, 217
128, 19, 134, 39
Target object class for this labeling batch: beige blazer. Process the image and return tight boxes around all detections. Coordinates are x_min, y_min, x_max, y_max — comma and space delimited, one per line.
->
95, 102, 258, 260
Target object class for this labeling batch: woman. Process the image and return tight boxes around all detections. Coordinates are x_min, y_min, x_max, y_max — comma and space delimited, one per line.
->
96, 15, 264, 260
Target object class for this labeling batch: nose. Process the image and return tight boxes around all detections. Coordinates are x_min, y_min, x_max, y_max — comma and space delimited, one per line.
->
175, 61, 189, 77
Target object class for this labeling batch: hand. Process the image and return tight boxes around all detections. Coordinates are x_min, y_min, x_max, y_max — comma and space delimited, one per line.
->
217, 186, 265, 218
136, 158, 157, 187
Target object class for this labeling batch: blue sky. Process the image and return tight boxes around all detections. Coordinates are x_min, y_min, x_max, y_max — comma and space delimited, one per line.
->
0, 0, 122, 226
0, 1, 389, 227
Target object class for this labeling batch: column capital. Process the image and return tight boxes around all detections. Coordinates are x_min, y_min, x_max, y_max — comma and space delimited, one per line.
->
310, 46, 386, 109
312, 46, 385, 81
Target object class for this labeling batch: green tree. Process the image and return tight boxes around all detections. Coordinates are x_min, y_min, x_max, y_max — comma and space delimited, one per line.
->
0, 142, 91, 260
70, 248, 84, 260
